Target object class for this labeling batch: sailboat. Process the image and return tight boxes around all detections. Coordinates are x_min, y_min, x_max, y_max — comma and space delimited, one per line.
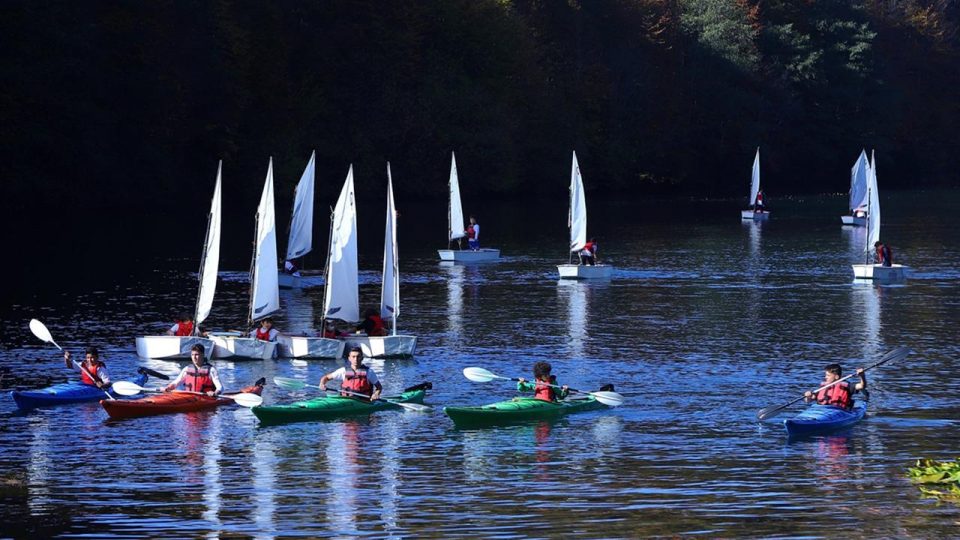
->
437, 152, 500, 262
851, 151, 908, 282
135, 163, 220, 359
210, 158, 281, 360
740, 148, 769, 221
557, 151, 613, 279
841, 149, 869, 227
278, 151, 316, 289
343, 163, 418, 358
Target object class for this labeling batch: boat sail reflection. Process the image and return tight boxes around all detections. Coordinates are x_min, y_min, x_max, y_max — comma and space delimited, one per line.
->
557, 280, 589, 359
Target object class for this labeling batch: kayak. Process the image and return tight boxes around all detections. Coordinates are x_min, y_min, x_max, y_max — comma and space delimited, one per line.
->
100, 380, 265, 420
444, 395, 608, 427
784, 401, 867, 436
12, 373, 148, 411
252, 389, 427, 425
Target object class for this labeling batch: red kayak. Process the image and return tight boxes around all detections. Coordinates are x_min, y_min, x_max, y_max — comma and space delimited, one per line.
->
100, 380, 264, 419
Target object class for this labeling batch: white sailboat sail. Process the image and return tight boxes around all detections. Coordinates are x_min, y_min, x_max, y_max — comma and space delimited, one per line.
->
864, 151, 881, 255
568, 151, 587, 252
285, 151, 315, 260
381, 164, 399, 335
193, 161, 223, 328
448, 152, 465, 242
249, 158, 280, 323
323, 166, 360, 323
749, 148, 760, 207
849, 149, 869, 213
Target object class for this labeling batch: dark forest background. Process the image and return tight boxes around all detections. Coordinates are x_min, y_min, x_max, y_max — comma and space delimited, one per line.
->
2, 0, 958, 217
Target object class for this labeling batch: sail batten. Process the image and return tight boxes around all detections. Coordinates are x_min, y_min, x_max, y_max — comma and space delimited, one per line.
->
194, 162, 223, 328
568, 151, 587, 252
323, 166, 360, 323
286, 151, 315, 260
249, 158, 280, 323
381, 164, 399, 334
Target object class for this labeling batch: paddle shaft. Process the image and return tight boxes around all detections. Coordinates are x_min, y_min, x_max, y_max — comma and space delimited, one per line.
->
73, 360, 116, 400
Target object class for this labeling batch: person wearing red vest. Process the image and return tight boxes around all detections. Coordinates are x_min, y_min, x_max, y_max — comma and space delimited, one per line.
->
164, 344, 222, 396
578, 238, 598, 266
803, 363, 866, 410
754, 190, 765, 213
517, 361, 569, 402
874, 241, 894, 267
357, 309, 387, 337
64, 347, 110, 388
465, 215, 480, 250
167, 313, 195, 337
319, 347, 382, 401
249, 318, 280, 342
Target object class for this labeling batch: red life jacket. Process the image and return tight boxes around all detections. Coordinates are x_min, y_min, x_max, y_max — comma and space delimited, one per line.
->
255, 327, 273, 341
323, 328, 337, 339
582, 241, 596, 254
175, 321, 194, 337
883, 245, 893, 265
816, 381, 852, 409
80, 361, 106, 386
184, 365, 216, 393
756, 192, 764, 205
341, 367, 373, 397
534, 377, 558, 402
368, 315, 386, 336
466, 225, 476, 239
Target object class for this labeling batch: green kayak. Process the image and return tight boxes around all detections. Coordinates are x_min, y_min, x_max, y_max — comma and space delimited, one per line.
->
444, 396, 608, 427
253, 389, 426, 425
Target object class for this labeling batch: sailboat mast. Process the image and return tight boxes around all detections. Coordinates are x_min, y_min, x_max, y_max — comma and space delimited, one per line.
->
246, 211, 260, 329
319, 206, 335, 331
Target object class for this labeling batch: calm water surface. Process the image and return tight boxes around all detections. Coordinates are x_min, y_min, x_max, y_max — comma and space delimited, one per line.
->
3, 191, 960, 538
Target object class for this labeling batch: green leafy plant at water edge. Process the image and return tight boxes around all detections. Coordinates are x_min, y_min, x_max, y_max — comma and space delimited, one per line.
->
908, 458, 960, 504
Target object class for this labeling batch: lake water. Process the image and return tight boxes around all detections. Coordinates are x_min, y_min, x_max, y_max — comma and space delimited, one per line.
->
3, 191, 959, 538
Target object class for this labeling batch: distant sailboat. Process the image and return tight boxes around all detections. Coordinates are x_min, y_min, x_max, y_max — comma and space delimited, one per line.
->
437, 152, 500, 262
851, 151, 908, 282
841, 150, 869, 227
740, 148, 769, 221
557, 151, 613, 279
135, 163, 220, 359
279, 151, 316, 289
210, 159, 281, 359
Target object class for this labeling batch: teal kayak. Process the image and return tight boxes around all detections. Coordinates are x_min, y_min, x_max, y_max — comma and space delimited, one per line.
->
444, 396, 608, 427
252, 389, 426, 425
784, 401, 867, 436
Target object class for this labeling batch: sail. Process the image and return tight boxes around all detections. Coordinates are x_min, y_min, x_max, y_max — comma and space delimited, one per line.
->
381, 164, 399, 332
749, 148, 760, 207
568, 151, 587, 252
865, 151, 881, 253
194, 162, 223, 327
322, 166, 360, 322
285, 151, 315, 260
448, 152, 466, 241
249, 158, 281, 322
849, 149, 869, 212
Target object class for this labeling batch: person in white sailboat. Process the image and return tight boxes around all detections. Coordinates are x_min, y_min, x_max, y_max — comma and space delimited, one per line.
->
319, 347, 382, 401
166, 313, 195, 336
578, 238, 598, 266
282, 259, 301, 277
753, 190, 765, 213
465, 215, 480, 250
356, 309, 387, 336
249, 317, 280, 342
164, 344, 222, 396
874, 241, 893, 267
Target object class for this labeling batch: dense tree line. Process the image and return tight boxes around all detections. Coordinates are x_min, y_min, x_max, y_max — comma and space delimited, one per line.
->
2, 0, 957, 218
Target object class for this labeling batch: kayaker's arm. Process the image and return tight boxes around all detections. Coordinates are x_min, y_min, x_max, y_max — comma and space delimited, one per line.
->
164, 367, 188, 392
371, 382, 382, 401
516, 378, 535, 393
209, 366, 223, 396
853, 368, 866, 392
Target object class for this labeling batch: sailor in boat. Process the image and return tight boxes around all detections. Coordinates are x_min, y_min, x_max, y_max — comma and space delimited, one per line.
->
466, 215, 480, 250
803, 363, 866, 410
355, 308, 388, 337
163, 344, 222, 396
282, 258, 301, 277
753, 190, 765, 213
874, 241, 893, 267
64, 347, 110, 389
319, 347, 382, 401
517, 361, 569, 402
166, 313, 195, 336
578, 238, 599, 266
249, 317, 280, 342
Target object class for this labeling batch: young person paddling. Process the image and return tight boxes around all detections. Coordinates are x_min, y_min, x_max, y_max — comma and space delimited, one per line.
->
517, 361, 569, 402
64, 347, 110, 388
163, 344, 222, 396
803, 363, 866, 410
319, 347, 382, 401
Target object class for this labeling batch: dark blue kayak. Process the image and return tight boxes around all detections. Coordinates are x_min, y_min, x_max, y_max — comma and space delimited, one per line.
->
783, 401, 867, 436
12, 373, 148, 410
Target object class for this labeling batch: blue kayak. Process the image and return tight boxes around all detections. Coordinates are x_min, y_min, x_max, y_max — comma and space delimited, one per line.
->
783, 401, 867, 436
12, 373, 148, 410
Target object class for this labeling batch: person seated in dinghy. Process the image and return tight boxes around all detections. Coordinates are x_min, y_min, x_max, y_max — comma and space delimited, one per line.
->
163, 344, 222, 396
249, 317, 280, 342
319, 347, 382, 401
166, 313, 195, 336
64, 347, 110, 389
874, 241, 894, 267
753, 190, 765, 213
355, 309, 388, 336
465, 215, 481, 250
578, 238, 598, 266
517, 361, 569, 402
803, 363, 866, 411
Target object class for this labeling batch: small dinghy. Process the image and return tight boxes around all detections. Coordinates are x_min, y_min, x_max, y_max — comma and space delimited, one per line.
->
557, 151, 613, 279
740, 148, 769, 221
851, 151, 908, 283
437, 152, 500, 262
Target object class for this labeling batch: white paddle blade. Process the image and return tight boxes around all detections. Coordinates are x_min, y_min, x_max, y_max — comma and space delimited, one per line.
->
231, 392, 264, 407
29, 319, 61, 350
111, 381, 146, 396
273, 377, 306, 391
395, 402, 432, 412
463, 367, 501, 383
592, 391, 625, 407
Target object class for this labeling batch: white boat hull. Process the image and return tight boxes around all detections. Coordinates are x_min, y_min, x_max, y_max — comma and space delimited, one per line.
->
852, 263, 908, 283
277, 335, 345, 359
342, 335, 417, 359
278, 273, 302, 289
841, 215, 866, 227
557, 264, 613, 280
741, 210, 770, 221
135, 336, 215, 359
437, 248, 500, 262
209, 336, 277, 360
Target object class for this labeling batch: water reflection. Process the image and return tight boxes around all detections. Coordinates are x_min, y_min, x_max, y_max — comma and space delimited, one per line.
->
27, 415, 52, 515
557, 280, 588, 359
440, 263, 464, 342
326, 421, 361, 535
201, 414, 223, 537
851, 283, 882, 358
252, 431, 277, 540
280, 288, 318, 333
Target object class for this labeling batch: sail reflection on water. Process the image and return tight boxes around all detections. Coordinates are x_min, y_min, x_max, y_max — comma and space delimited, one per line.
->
557, 280, 588, 360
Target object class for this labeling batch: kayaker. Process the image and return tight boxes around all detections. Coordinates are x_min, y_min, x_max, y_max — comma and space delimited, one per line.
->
517, 361, 569, 402
250, 317, 280, 342
64, 347, 110, 388
163, 344, 222, 396
356, 309, 387, 336
166, 313, 195, 336
319, 347, 382, 401
803, 363, 866, 410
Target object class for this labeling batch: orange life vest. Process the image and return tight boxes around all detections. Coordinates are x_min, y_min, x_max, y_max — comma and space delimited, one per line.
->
255, 327, 273, 341
534, 376, 559, 402
79, 361, 106, 386
175, 321, 194, 337
184, 365, 216, 393
816, 381, 852, 409
341, 367, 373, 397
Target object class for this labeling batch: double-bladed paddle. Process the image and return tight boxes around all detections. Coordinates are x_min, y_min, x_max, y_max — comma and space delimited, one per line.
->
29, 318, 116, 400
462, 367, 625, 407
756, 346, 912, 422
111, 381, 263, 407
272, 376, 431, 412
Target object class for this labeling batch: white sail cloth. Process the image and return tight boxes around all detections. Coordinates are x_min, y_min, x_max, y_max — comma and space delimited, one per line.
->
381, 164, 399, 331
323, 166, 360, 323
194, 162, 223, 326
849, 150, 869, 213
749, 148, 760, 207
250, 158, 280, 322
865, 151, 881, 253
448, 152, 465, 241
568, 151, 587, 252
285, 151, 315, 260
